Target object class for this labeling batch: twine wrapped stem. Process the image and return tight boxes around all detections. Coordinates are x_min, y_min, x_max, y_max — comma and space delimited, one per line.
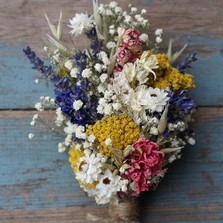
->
87, 196, 140, 223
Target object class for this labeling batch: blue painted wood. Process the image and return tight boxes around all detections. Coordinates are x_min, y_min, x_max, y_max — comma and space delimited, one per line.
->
1, 0, 223, 222
0, 44, 54, 109
0, 42, 222, 108
0, 111, 96, 210
0, 108, 222, 223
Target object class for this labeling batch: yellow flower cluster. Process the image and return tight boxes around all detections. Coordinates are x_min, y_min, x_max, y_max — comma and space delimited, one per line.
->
147, 53, 195, 91
86, 114, 140, 157
69, 147, 84, 173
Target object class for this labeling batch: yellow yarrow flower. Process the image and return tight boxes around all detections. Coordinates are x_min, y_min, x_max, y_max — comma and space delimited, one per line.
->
86, 114, 140, 157
147, 53, 195, 90
69, 147, 84, 173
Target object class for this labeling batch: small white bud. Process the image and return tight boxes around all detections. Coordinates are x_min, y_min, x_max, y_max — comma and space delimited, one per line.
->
35, 79, 40, 84
28, 133, 34, 140
64, 60, 73, 70
73, 100, 83, 111
156, 36, 162, 43
188, 138, 195, 145
105, 138, 112, 146
155, 28, 163, 36
139, 33, 149, 42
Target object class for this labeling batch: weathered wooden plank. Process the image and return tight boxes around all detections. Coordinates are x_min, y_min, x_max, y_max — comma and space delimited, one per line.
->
0, 107, 222, 222
0, 45, 54, 109
0, 0, 223, 108
1, 44, 222, 108
0, 204, 223, 223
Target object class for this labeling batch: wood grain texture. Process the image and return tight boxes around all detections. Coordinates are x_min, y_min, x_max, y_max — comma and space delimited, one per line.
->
0, 108, 222, 222
1, 0, 223, 108
0, 0, 223, 222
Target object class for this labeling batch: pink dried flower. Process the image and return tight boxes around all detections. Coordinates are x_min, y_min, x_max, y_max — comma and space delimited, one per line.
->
117, 45, 133, 66
122, 29, 143, 53
123, 40, 143, 54
122, 29, 141, 40
124, 137, 165, 196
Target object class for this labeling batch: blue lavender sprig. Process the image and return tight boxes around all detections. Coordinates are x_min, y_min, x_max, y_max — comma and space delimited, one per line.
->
168, 90, 197, 122
54, 86, 102, 126
177, 53, 197, 73
23, 46, 52, 77
85, 27, 103, 56
73, 50, 88, 72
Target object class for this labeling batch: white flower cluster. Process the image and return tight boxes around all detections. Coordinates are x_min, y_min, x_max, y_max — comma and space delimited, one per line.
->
83, 168, 129, 204
55, 107, 67, 127
30, 114, 39, 126
96, 1, 149, 43
155, 28, 163, 44
34, 96, 55, 111
113, 56, 169, 124
97, 84, 121, 115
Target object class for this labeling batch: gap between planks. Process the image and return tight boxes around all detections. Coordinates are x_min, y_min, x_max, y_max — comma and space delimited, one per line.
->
0, 107, 222, 119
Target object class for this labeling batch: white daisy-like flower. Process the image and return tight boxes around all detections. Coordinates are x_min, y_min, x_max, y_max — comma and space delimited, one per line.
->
138, 87, 169, 112
69, 13, 94, 36
95, 170, 122, 204
76, 151, 104, 184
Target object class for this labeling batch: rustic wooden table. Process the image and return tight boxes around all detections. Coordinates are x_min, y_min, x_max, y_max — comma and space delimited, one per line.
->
0, 0, 223, 222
